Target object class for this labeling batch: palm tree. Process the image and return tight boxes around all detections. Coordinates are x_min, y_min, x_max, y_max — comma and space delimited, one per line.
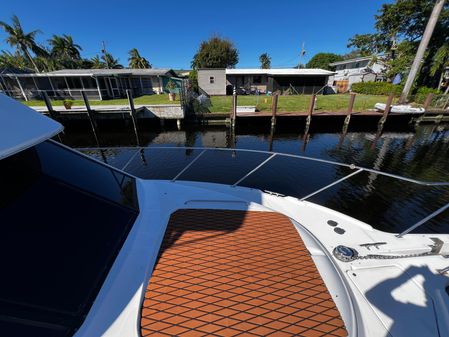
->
49, 34, 82, 60
63, 35, 82, 60
259, 53, 271, 69
430, 44, 449, 91
35, 55, 60, 72
128, 48, 151, 69
91, 55, 105, 69
0, 50, 28, 69
102, 52, 123, 69
0, 15, 41, 72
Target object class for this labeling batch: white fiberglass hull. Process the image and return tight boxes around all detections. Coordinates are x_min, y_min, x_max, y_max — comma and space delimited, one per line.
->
73, 179, 449, 337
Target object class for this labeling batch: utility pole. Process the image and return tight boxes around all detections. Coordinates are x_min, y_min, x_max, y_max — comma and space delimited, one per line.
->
398, 0, 446, 104
298, 42, 306, 69
101, 41, 110, 69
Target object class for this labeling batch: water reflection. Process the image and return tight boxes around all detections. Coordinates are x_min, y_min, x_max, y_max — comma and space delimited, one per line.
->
59, 121, 449, 233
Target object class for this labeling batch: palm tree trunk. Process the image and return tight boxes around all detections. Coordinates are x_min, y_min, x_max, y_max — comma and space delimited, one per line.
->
22, 46, 40, 72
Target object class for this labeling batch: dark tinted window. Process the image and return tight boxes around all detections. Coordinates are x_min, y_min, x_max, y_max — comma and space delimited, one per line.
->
0, 141, 139, 336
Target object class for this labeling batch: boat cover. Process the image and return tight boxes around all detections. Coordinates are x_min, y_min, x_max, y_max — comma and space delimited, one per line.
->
374, 102, 425, 114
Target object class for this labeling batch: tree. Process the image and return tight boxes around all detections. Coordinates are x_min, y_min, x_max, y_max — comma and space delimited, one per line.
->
34, 54, 60, 72
259, 53, 271, 69
90, 55, 105, 69
191, 36, 238, 69
128, 48, 151, 69
49, 34, 82, 60
47, 34, 83, 69
188, 69, 199, 92
102, 52, 123, 69
89, 54, 121, 69
0, 50, 29, 69
306, 53, 344, 70
347, 0, 449, 87
78, 58, 95, 69
0, 15, 42, 72
342, 50, 364, 60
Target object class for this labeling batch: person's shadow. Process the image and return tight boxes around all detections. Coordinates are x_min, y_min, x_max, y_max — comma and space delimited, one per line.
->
155, 209, 245, 265
365, 265, 445, 336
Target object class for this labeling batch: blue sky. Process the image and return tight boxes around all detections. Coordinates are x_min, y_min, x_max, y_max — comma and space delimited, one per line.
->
0, 0, 392, 69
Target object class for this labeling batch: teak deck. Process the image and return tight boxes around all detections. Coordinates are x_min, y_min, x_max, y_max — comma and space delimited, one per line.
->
141, 209, 347, 337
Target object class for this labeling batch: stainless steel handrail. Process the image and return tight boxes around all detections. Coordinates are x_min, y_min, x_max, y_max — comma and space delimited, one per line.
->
77, 145, 449, 236
172, 149, 207, 182
232, 153, 277, 186
77, 145, 449, 187
397, 203, 449, 238
300, 169, 364, 201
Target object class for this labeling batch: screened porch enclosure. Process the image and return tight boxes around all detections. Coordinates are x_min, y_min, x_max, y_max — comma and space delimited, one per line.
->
267, 75, 328, 95
0, 69, 176, 101
224, 74, 330, 95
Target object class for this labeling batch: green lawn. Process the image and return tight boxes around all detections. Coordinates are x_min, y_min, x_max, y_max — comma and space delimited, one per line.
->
22, 93, 396, 113
22, 94, 180, 107
207, 94, 398, 113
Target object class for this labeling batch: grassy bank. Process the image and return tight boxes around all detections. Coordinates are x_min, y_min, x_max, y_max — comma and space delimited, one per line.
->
208, 94, 397, 113
23, 93, 396, 113
23, 94, 180, 107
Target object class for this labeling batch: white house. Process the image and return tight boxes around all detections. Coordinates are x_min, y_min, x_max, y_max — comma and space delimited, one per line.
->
0, 68, 178, 101
198, 68, 335, 95
328, 56, 385, 92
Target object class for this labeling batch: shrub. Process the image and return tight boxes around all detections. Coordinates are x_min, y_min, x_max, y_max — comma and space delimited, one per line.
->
351, 82, 403, 95
62, 99, 74, 108
188, 70, 199, 93
166, 80, 177, 92
413, 86, 440, 104
351, 82, 439, 104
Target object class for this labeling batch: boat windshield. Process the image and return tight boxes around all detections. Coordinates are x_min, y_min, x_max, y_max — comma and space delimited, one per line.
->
81, 146, 449, 235
0, 141, 139, 337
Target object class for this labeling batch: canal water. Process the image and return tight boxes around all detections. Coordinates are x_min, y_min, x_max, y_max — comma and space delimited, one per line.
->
59, 120, 449, 234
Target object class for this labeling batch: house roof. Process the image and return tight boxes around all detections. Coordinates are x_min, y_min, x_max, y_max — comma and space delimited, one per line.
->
329, 56, 373, 66
0, 67, 33, 75
225, 68, 335, 76
1, 68, 176, 77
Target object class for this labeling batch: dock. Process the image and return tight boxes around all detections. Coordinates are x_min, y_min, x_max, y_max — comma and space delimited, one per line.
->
30, 91, 449, 130
235, 110, 418, 117
228, 93, 449, 131
31, 104, 184, 120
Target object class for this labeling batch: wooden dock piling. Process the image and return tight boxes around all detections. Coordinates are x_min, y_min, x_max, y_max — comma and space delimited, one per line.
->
378, 94, 395, 127
343, 93, 356, 128
338, 94, 356, 149
302, 94, 316, 142
126, 90, 138, 130
423, 93, 434, 111
271, 94, 278, 129
81, 91, 99, 145
306, 94, 316, 128
42, 92, 57, 120
231, 88, 237, 129
126, 89, 140, 145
